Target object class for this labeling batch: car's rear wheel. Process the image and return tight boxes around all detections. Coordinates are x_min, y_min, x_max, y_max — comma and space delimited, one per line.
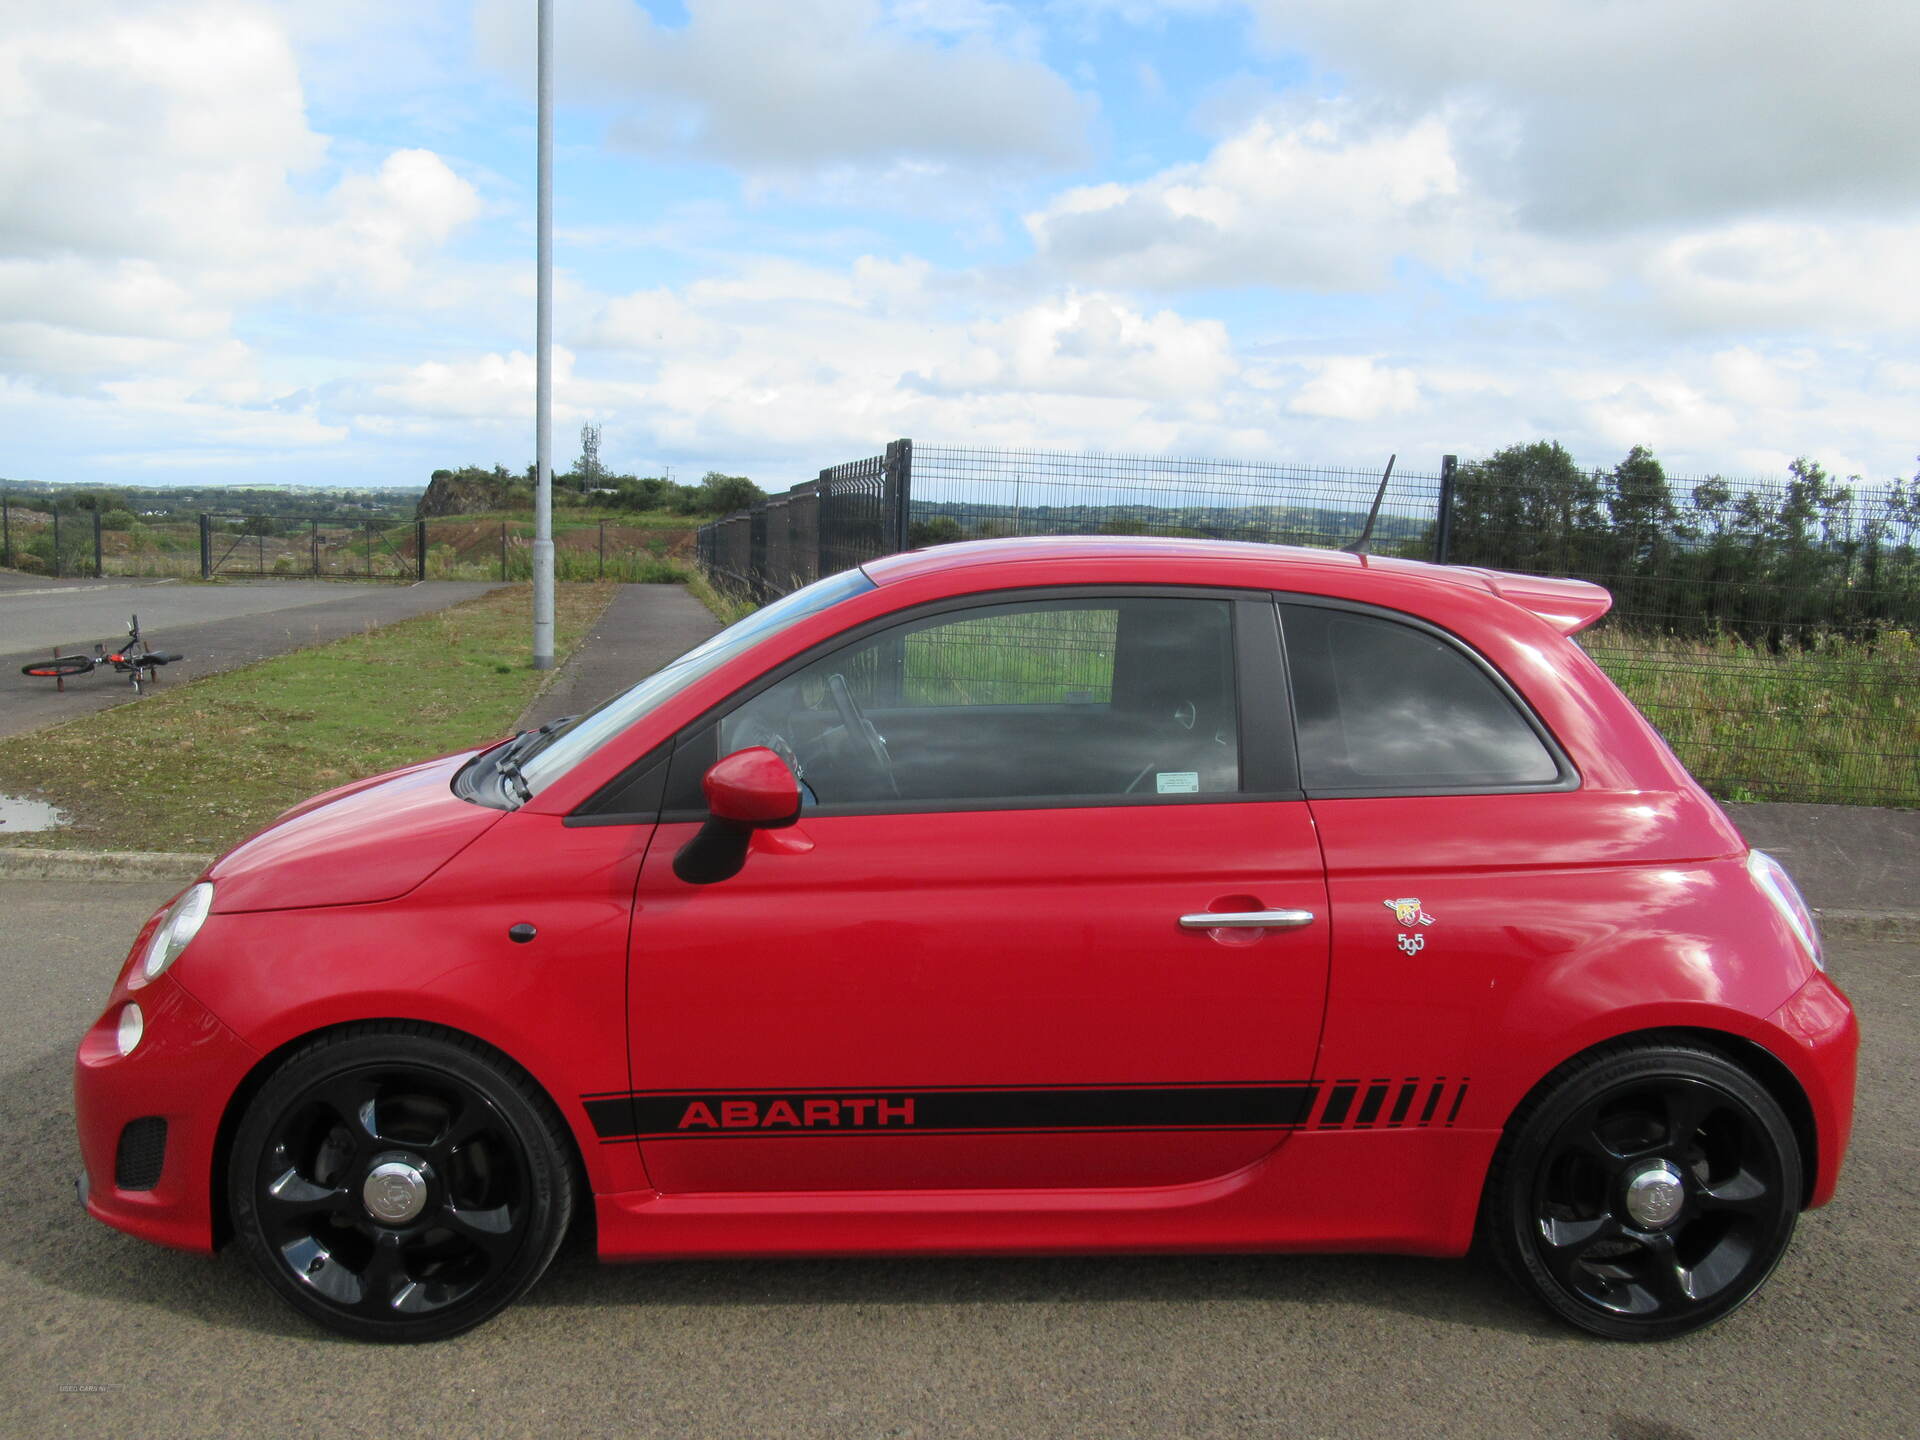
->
229, 1026, 573, 1343
1484, 1042, 1801, 1340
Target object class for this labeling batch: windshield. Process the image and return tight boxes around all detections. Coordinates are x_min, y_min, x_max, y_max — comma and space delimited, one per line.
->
515, 567, 878, 794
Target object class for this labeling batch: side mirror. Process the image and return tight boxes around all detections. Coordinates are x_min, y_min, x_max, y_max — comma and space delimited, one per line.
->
672, 747, 802, 885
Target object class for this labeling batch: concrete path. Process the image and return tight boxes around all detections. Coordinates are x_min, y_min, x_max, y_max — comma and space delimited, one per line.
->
0, 580, 504, 740
518, 583, 723, 730
1726, 801, 1920, 939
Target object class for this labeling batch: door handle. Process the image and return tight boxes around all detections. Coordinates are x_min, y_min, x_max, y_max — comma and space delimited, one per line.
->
1179, 909, 1316, 930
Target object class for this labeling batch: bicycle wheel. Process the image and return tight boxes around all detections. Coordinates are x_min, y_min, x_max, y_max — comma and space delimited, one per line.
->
21, 657, 94, 678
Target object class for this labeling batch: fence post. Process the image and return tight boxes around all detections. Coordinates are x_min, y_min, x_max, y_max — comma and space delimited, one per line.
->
364, 522, 373, 579
884, 438, 912, 554
311, 520, 320, 577
1434, 454, 1458, 565
52, 509, 62, 578
815, 468, 832, 576
599, 520, 606, 580
94, 509, 104, 577
199, 514, 212, 579
416, 519, 427, 582
500, 522, 508, 582
1, 493, 9, 569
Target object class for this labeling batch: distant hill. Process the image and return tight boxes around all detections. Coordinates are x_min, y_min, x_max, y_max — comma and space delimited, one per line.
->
0, 478, 422, 522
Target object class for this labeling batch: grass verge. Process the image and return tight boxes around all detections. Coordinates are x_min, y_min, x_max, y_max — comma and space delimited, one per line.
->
687, 569, 758, 626
0, 582, 615, 853
1586, 625, 1918, 807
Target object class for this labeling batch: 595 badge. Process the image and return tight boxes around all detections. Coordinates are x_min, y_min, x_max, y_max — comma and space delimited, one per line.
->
1384, 897, 1435, 955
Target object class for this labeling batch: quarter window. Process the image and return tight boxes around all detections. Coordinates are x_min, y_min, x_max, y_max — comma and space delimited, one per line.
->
713, 596, 1240, 808
1281, 604, 1562, 792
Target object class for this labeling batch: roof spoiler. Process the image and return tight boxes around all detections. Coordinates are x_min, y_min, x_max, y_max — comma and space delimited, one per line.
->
1461, 568, 1613, 635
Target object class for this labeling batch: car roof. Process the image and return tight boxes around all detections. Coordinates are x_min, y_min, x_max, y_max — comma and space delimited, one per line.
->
862, 534, 1613, 635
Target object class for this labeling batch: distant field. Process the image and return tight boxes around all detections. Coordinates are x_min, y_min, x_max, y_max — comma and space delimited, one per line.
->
1, 506, 707, 583
423, 514, 697, 583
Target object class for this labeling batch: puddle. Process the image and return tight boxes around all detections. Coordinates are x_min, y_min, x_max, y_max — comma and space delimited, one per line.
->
0, 794, 67, 833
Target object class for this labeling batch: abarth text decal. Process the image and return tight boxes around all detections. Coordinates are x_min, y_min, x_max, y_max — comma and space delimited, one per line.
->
581, 1078, 1471, 1142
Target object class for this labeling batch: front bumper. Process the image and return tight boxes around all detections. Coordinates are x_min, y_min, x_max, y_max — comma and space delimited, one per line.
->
73, 972, 259, 1252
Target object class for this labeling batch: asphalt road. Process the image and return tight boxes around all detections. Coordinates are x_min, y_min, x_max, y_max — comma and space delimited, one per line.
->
0, 880, 1913, 1440
0, 578, 504, 740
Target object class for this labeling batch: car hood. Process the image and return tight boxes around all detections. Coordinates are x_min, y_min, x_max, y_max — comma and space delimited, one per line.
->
208, 750, 502, 913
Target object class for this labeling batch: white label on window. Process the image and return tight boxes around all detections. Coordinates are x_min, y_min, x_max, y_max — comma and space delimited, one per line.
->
1156, 771, 1199, 794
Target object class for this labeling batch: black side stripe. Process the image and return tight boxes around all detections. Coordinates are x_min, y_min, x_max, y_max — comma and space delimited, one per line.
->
582, 1077, 1474, 1141
1319, 1083, 1357, 1126
1389, 1080, 1418, 1126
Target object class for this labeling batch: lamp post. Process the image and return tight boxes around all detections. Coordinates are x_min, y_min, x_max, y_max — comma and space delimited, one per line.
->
531, 0, 556, 668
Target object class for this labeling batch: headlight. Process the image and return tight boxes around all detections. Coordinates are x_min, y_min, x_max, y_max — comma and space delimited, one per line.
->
1747, 849, 1823, 971
141, 882, 214, 981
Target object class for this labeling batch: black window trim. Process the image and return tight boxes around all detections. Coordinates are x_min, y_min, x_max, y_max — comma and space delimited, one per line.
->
1272, 592, 1581, 799
569, 583, 1306, 825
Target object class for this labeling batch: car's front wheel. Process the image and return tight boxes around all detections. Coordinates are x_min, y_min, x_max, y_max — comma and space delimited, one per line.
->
1484, 1041, 1802, 1340
229, 1024, 574, 1343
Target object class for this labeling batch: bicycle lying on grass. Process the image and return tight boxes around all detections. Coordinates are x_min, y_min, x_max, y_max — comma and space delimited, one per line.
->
20, 614, 185, 696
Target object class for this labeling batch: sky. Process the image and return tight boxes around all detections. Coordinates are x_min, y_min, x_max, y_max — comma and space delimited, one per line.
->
3, 0, 1918, 493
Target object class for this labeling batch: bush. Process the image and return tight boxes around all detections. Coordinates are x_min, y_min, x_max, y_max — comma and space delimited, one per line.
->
909, 515, 965, 547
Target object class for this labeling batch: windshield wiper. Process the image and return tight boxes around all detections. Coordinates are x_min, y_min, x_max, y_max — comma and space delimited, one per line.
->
494, 753, 533, 805
488, 714, 575, 806
494, 714, 577, 768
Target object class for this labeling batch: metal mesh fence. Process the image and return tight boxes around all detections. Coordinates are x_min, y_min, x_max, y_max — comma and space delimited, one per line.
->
909, 445, 1439, 554
202, 515, 417, 580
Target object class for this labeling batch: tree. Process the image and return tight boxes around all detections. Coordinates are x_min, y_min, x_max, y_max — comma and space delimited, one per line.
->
1448, 441, 1607, 576
692, 472, 763, 514
910, 515, 965, 547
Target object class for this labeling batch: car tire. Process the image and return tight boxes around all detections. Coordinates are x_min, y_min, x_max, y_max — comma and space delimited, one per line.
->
1482, 1040, 1801, 1341
228, 1024, 574, 1343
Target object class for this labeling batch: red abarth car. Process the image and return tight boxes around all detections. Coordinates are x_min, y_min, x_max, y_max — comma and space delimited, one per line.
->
75, 536, 1856, 1343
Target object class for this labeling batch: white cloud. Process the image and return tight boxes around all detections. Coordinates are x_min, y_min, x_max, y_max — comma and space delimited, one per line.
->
0, 0, 490, 410
1026, 103, 1471, 290
1289, 357, 1422, 421
1249, 0, 1920, 232
921, 292, 1237, 400
472, 0, 1091, 190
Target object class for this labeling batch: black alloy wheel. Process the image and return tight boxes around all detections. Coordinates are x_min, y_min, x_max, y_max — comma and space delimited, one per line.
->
230, 1026, 573, 1343
1485, 1043, 1802, 1340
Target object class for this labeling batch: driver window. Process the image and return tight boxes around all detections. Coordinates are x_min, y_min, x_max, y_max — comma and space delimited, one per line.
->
715, 596, 1240, 808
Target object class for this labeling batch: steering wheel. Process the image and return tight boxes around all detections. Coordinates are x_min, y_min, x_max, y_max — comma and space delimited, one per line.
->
1124, 696, 1232, 794
827, 672, 899, 798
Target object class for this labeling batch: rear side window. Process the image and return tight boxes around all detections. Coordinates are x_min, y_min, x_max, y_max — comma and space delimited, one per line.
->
1281, 604, 1564, 793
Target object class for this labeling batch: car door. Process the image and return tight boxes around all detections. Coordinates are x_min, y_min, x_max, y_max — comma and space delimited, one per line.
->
1279, 599, 1582, 1127
617, 589, 1332, 1194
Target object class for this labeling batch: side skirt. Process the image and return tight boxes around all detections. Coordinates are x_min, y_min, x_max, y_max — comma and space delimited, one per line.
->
591, 1127, 1499, 1261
